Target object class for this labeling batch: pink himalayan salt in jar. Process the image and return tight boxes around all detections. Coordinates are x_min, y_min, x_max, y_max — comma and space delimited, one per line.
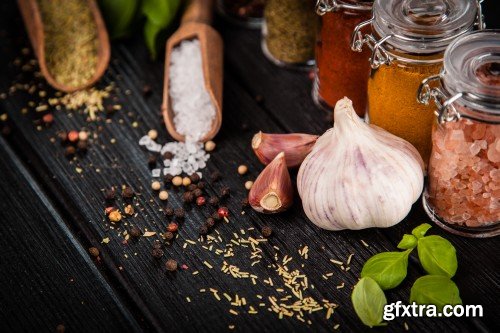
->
418, 30, 499, 238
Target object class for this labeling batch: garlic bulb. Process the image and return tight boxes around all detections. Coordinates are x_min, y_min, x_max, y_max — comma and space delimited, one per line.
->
297, 98, 424, 231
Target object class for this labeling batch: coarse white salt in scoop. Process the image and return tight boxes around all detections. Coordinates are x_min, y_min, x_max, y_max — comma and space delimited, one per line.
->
169, 39, 216, 142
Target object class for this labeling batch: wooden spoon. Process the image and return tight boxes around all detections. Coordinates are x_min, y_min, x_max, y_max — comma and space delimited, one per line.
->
17, 0, 110, 93
162, 0, 223, 143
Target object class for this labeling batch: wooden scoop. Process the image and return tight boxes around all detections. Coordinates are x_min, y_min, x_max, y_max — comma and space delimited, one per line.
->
17, 0, 110, 92
162, 0, 223, 142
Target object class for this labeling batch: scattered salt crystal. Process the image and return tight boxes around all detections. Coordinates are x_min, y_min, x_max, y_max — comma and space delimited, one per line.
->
152, 169, 161, 178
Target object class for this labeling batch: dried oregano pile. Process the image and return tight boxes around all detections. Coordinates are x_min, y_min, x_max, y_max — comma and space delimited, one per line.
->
38, 0, 99, 88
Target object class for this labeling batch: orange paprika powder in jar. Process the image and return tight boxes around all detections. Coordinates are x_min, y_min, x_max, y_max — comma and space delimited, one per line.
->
418, 30, 500, 238
352, 0, 483, 163
313, 0, 373, 116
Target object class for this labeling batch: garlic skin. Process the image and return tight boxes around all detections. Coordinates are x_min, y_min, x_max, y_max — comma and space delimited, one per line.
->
297, 98, 424, 231
249, 152, 294, 214
252, 132, 319, 167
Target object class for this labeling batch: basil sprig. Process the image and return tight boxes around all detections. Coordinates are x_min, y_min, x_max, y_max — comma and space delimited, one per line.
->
352, 223, 461, 327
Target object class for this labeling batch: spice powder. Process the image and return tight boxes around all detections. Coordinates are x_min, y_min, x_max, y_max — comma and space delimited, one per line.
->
368, 61, 442, 163
38, 0, 98, 88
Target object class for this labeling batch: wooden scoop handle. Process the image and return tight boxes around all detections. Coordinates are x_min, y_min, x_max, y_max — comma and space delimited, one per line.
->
181, 0, 214, 25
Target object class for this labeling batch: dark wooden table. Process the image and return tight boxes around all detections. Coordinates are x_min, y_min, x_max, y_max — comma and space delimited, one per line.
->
0, 1, 499, 332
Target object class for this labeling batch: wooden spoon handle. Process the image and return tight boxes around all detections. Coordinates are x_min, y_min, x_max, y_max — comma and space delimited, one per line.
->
181, 0, 213, 25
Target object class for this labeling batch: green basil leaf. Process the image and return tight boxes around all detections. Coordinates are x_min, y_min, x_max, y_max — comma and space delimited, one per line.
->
142, 0, 181, 58
398, 234, 418, 250
352, 277, 387, 328
98, 0, 138, 39
410, 275, 462, 311
418, 235, 457, 278
412, 223, 432, 239
360, 250, 411, 290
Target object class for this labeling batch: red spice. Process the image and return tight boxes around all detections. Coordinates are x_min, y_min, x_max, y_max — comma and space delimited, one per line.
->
196, 196, 206, 206
68, 130, 79, 142
167, 222, 178, 233
315, 6, 372, 116
217, 207, 229, 218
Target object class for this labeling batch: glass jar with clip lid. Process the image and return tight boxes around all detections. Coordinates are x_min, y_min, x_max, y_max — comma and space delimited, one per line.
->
417, 30, 500, 238
351, 0, 484, 163
313, 0, 373, 116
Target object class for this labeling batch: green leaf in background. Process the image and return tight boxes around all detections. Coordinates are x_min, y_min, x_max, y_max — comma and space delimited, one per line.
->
142, 0, 181, 58
412, 223, 432, 239
410, 275, 462, 311
360, 250, 411, 290
351, 277, 387, 328
98, 0, 139, 39
397, 234, 418, 250
418, 235, 458, 278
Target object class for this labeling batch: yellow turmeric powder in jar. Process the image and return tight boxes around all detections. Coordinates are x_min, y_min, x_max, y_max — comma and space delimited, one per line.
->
368, 61, 442, 162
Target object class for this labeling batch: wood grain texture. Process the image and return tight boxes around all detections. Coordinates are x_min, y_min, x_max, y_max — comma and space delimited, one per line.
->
0, 1, 498, 332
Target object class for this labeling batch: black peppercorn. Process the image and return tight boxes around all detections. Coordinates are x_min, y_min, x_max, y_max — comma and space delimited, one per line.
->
187, 184, 198, 192
193, 188, 203, 197
64, 146, 76, 157
261, 226, 273, 238
57, 131, 68, 143
104, 187, 115, 201
174, 208, 185, 219
208, 196, 220, 206
183, 191, 194, 203
130, 226, 142, 238
122, 186, 134, 198
189, 173, 200, 183
164, 207, 174, 216
56, 324, 65, 333
142, 84, 152, 97
220, 186, 231, 198
199, 224, 208, 235
77, 140, 88, 152
197, 181, 206, 190
165, 259, 178, 272
212, 211, 221, 221
152, 241, 163, 250
241, 198, 249, 208
163, 152, 173, 160
152, 248, 164, 259
206, 217, 215, 228
164, 231, 174, 241
210, 171, 221, 182
164, 173, 174, 184
148, 155, 157, 168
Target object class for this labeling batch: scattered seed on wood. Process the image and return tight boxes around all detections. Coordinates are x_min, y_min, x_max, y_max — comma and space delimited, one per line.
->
174, 208, 185, 219
197, 181, 206, 189
165, 259, 178, 271
193, 188, 203, 197
124, 204, 135, 215
104, 187, 115, 201
148, 155, 157, 168
148, 129, 158, 140
172, 176, 183, 186
167, 222, 179, 233
108, 210, 122, 223
199, 225, 208, 235
244, 181, 254, 190
143, 231, 157, 237
151, 181, 161, 191
78, 131, 88, 141
261, 226, 272, 238
182, 177, 191, 186
196, 196, 206, 206
241, 198, 249, 208
189, 173, 200, 183
187, 184, 198, 192
152, 248, 164, 259
64, 146, 76, 157
209, 196, 220, 206
183, 191, 194, 203
130, 226, 142, 237
164, 207, 174, 216
76, 140, 88, 152
206, 217, 215, 228
89, 247, 99, 257
164, 173, 174, 183
220, 186, 231, 198
68, 130, 79, 142
238, 165, 248, 175
210, 171, 221, 182
121, 186, 134, 199
163, 231, 174, 241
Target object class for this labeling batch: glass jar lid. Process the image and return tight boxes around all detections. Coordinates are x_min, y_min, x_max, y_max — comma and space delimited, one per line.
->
442, 30, 500, 121
373, 0, 479, 54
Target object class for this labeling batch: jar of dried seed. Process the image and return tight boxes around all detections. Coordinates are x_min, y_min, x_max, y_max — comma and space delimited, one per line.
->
262, 0, 318, 69
418, 30, 500, 238
216, 0, 265, 28
352, 0, 483, 163
313, 0, 373, 116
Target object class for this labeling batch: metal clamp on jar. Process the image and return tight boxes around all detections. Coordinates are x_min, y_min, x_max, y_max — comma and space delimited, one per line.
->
417, 30, 500, 238
350, 0, 483, 163
313, 0, 373, 117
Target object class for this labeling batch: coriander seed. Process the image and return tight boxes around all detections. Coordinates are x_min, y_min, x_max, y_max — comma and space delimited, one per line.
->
238, 165, 248, 175
261, 226, 273, 238
204, 140, 216, 152
167, 222, 178, 233
159, 190, 169, 201
172, 176, 183, 186
78, 131, 88, 141
165, 259, 178, 272
151, 181, 161, 191
182, 177, 191, 186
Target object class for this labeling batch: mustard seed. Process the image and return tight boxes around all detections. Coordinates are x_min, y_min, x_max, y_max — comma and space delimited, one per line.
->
245, 181, 254, 190
204, 140, 216, 152
182, 177, 191, 186
78, 131, 88, 141
148, 129, 158, 140
159, 190, 169, 201
238, 165, 248, 175
151, 181, 161, 191
172, 176, 183, 186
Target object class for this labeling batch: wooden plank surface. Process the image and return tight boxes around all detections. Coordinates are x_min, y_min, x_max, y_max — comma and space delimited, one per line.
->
0, 1, 499, 332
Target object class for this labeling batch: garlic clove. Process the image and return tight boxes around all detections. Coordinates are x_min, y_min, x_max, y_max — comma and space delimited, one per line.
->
252, 131, 319, 168
248, 152, 294, 214
297, 97, 424, 231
